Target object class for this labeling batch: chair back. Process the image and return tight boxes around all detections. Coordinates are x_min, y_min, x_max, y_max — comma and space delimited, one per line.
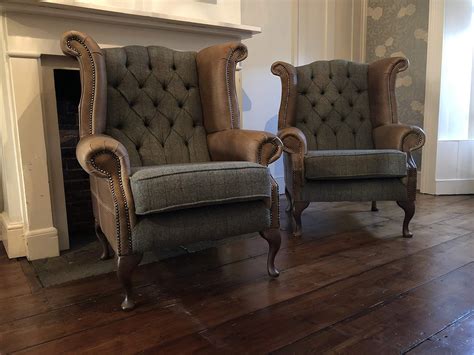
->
103, 46, 210, 166
295, 60, 374, 150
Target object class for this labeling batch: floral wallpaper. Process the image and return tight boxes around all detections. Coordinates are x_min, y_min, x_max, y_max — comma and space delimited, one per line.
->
366, 0, 429, 164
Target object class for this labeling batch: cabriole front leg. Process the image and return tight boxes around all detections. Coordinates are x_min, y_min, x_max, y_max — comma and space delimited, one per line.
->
292, 201, 309, 237
396, 200, 415, 238
117, 253, 143, 311
259, 229, 281, 277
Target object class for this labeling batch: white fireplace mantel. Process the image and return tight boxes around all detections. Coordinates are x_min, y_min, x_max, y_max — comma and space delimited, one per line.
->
0, 0, 260, 259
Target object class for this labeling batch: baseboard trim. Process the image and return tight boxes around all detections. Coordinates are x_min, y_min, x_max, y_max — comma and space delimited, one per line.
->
434, 178, 474, 195
25, 226, 59, 260
0, 212, 26, 258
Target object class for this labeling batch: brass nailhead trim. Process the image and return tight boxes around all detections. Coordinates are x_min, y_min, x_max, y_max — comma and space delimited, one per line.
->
66, 36, 96, 135
90, 151, 132, 255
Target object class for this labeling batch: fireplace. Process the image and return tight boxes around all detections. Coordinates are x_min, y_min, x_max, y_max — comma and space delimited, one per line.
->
53, 69, 96, 247
0, 1, 259, 259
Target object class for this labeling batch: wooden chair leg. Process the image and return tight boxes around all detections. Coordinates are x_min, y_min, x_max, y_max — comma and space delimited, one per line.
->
292, 201, 310, 237
371, 201, 379, 212
259, 229, 281, 277
396, 200, 415, 238
95, 221, 112, 260
117, 253, 143, 311
285, 188, 293, 213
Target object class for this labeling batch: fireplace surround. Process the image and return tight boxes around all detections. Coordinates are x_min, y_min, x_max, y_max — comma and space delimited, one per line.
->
0, 0, 259, 259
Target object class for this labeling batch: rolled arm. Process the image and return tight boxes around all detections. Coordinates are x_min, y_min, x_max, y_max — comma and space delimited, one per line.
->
76, 134, 136, 255
278, 127, 307, 155
373, 124, 426, 153
207, 129, 283, 166
278, 127, 306, 195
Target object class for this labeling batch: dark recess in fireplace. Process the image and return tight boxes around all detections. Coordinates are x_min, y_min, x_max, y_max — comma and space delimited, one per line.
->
54, 69, 95, 247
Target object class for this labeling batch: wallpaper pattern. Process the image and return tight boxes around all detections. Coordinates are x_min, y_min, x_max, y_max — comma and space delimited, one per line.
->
366, 0, 429, 164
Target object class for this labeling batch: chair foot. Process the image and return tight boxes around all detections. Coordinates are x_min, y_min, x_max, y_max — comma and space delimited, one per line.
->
95, 221, 112, 260
117, 253, 143, 311
285, 188, 293, 213
291, 201, 309, 237
371, 201, 379, 212
397, 200, 415, 238
259, 229, 281, 277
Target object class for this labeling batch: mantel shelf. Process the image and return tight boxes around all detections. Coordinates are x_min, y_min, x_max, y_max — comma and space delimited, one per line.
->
1, 0, 261, 39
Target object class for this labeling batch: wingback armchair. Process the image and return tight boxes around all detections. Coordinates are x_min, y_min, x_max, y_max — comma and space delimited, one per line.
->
61, 31, 283, 310
271, 58, 425, 238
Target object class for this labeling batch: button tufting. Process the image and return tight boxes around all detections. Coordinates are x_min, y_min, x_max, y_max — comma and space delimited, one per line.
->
154, 101, 159, 107
329, 74, 333, 79
178, 102, 183, 108
172, 64, 177, 70
312, 102, 316, 108
338, 90, 342, 94
341, 117, 346, 121
139, 84, 144, 89
184, 141, 188, 146
321, 90, 325, 95
331, 102, 335, 107
321, 117, 327, 122
185, 84, 191, 90
162, 84, 167, 91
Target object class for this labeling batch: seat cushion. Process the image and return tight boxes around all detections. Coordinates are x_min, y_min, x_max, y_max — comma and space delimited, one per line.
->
304, 149, 407, 180
130, 161, 272, 215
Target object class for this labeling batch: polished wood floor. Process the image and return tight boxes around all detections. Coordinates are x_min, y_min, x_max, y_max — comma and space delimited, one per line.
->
1, 194, 474, 354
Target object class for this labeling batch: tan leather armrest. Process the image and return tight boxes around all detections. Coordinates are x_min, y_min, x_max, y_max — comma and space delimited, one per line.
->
373, 124, 426, 153
76, 134, 131, 177
76, 134, 136, 255
278, 127, 307, 155
207, 129, 283, 166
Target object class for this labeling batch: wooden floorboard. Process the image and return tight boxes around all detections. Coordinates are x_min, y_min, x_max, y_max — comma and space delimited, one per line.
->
0, 194, 473, 354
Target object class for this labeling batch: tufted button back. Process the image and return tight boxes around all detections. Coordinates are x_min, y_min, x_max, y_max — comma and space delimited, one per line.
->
103, 45, 211, 167
295, 60, 373, 151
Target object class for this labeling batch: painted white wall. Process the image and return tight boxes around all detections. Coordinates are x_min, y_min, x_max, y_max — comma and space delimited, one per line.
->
241, 0, 366, 188
421, 0, 474, 194
240, 0, 296, 186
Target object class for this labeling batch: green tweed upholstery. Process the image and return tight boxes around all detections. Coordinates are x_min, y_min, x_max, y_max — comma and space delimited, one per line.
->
304, 149, 407, 180
132, 201, 270, 252
130, 162, 272, 215
103, 46, 210, 167
296, 60, 373, 150
302, 178, 408, 202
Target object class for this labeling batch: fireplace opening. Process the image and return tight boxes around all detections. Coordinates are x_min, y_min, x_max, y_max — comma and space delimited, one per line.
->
54, 69, 96, 248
